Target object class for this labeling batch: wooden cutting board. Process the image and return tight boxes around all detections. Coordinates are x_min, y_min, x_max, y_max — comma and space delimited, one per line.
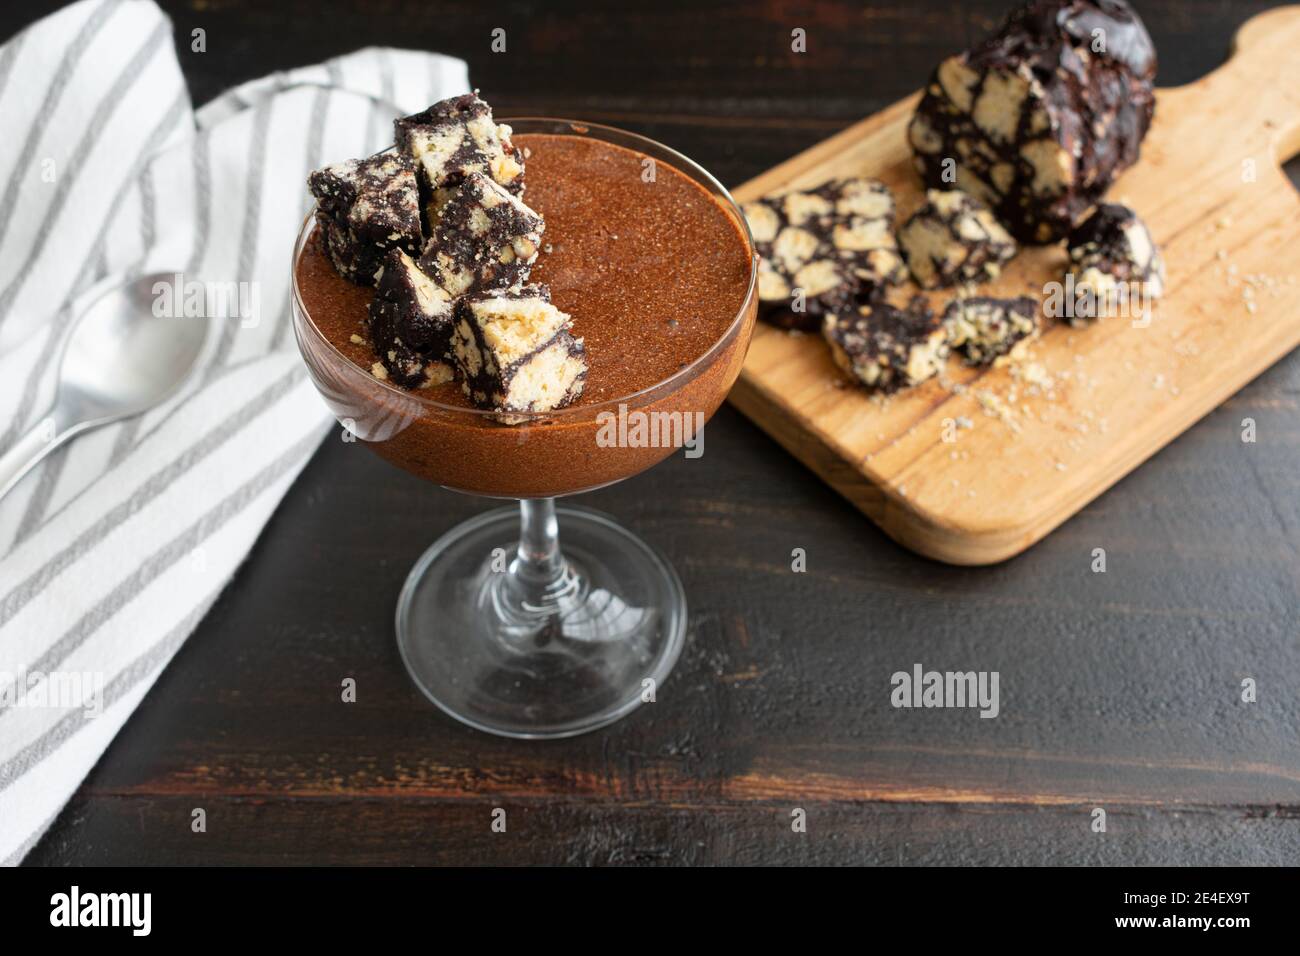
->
728, 5, 1300, 565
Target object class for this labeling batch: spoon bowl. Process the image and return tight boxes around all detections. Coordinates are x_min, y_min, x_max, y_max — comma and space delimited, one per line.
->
0, 273, 210, 501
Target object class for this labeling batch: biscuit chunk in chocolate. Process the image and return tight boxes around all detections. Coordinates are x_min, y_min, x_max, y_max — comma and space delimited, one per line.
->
899, 189, 1017, 290
942, 296, 1039, 365
308, 150, 423, 285
451, 285, 587, 417
366, 249, 456, 388
419, 171, 544, 298
743, 178, 907, 330
1064, 202, 1164, 325
823, 297, 949, 393
395, 93, 525, 195
908, 0, 1157, 243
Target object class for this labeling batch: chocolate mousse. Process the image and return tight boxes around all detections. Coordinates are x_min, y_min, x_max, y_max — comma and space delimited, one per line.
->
294, 123, 756, 497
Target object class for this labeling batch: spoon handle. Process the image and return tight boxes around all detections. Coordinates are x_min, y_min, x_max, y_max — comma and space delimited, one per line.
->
0, 410, 74, 503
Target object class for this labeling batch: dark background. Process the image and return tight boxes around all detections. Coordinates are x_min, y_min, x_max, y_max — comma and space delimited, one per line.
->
11, 0, 1299, 865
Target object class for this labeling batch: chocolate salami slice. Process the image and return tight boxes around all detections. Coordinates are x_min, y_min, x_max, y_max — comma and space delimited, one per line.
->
419, 171, 544, 298
942, 295, 1040, 365
823, 296, 949, 393
367, 248, 457, 388
742, 178, 907, 330
899, 189, 1017, 289
395, 92, 525, 196
451, 284, 587, 418
1063, 202, 1164, 325
307, 150, 423, 285
908, 0, 1157, 243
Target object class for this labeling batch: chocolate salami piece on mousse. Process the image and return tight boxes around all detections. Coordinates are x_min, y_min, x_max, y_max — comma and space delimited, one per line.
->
899, 189, 1017, 290
366, 248, 457, 388
907, 0, 1157, 243
742, 178, 907, 331
942, 295, 1040, 366
307, 150, 423, 285
823, 297, 949, 393
451, 284, 588, 418
395, 92, 525, 197
418, 171, 544, 298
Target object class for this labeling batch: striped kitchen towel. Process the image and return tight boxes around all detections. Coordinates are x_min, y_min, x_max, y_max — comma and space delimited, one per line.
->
0, 0, 469, 864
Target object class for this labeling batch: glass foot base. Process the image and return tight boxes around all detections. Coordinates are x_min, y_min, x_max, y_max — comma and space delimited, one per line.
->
396, 505, 687, 739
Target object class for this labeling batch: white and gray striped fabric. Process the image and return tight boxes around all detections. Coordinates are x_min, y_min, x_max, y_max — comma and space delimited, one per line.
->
0, 0, 469, 864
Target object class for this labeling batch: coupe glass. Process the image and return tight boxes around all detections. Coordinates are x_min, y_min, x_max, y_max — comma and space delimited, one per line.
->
291, 119, 757, 738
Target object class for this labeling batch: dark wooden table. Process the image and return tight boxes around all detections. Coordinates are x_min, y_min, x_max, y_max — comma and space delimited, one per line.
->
17, 0, 1300, 865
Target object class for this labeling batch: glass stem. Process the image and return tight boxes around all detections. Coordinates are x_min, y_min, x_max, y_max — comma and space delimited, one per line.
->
514, 497, 564, 590
501, 497, 581, 624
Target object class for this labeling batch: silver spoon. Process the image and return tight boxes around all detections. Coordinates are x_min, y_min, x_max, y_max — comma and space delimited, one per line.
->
0, 273, 210, 501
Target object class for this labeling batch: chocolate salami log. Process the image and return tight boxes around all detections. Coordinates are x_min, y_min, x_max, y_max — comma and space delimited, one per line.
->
908, 0, 1157, 244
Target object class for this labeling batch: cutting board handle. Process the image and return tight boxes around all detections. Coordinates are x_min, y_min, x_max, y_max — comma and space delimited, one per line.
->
1232, 3, 1300, 62
1198, 4, 1300, 157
